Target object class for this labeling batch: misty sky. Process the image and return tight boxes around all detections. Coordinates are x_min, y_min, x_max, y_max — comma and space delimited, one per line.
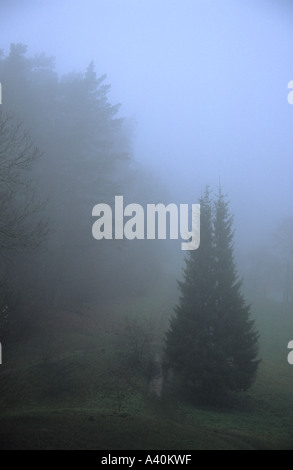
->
1, 0, 293, 247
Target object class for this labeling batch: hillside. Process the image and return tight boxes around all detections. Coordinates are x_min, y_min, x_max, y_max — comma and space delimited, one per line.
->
0, 296, 293, 450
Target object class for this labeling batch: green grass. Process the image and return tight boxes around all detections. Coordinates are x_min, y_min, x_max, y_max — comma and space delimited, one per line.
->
0, 296, 293, 449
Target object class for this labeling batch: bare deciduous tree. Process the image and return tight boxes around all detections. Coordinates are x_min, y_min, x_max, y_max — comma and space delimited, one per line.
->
0, 109, 47, 257
0, 109, 47, 339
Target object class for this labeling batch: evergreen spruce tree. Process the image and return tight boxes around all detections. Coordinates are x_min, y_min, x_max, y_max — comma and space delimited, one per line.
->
212, 189, 259, 393
164, 187, 259, 401
165, 187, 216, 397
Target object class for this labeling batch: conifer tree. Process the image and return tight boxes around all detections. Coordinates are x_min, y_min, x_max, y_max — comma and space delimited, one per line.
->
165, 188, 259, 401
165, 188, 216, 396
212, 189, 259, 393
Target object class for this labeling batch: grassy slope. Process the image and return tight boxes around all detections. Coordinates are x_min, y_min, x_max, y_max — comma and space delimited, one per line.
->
0, 294, 293, 450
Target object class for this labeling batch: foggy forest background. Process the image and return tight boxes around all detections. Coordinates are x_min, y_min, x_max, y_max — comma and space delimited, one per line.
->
0, 0, 293, 450
0, 43, 291, 340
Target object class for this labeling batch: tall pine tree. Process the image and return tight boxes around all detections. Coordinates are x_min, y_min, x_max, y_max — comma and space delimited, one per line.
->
165, 188, 259, 401
212, 189, 259, 393
165, 188, 217, 396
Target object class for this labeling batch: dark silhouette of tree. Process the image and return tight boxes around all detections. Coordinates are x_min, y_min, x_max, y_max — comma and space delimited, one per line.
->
0, 44, 132, 308
0, 110, 46, 255
0, 43, 170, 315
0, 110, 47, 341
165, 188, 259, 402
212, 189, 259, 394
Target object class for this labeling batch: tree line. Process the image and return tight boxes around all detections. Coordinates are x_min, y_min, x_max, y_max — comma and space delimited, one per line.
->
0, 43, 168, 341
0, 44, 269, 403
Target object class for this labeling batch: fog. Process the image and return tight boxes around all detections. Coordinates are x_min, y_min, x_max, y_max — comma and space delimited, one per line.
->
0, 0, 293, 451
2, 0, 293, 287
2, 0, 293, 248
